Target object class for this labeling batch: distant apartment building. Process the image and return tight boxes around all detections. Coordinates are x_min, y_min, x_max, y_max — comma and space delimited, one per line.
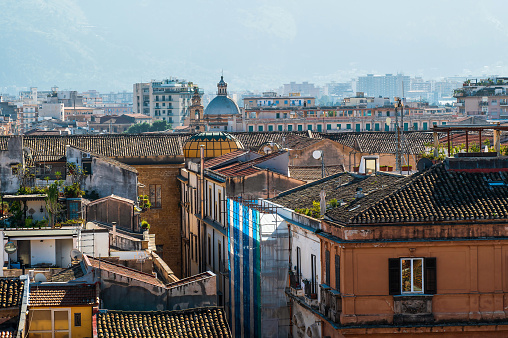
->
281, 81, 321, 98
100, 91, 133, 104
324, 81, 354, 99
21, 104, 38, 132
243, 93, 460, 133
133, 78, 196, 127
243, 92, 315, 109
357, 73, 410, 99
38, 102, 65, 120
454, 77, 508, 119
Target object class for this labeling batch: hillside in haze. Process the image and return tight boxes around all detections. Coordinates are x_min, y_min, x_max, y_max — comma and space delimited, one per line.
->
2, 0, 508, 93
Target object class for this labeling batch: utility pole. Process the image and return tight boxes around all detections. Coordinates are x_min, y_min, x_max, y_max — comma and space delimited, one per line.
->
394, 97, 402, 172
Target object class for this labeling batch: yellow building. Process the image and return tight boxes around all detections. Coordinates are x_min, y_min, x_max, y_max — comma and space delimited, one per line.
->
27, 284, 98, 338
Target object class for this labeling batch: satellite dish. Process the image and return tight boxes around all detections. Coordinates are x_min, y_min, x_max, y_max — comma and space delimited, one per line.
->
34, 273, 47, 283
85, 222, 95, 229
417, 158, 433, 172
4, 242, 17, 254
70, 249, 83, 262
386, 117, 392, 125
312, 150, 323, 160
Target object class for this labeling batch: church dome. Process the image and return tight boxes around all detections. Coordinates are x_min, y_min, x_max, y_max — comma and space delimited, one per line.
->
183, 131, 244, 158
204, 96, 241, 116
204, 76, 241, 116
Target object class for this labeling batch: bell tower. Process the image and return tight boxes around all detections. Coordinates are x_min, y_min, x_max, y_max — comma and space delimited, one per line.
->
217, 76, 227, 96
189, 87, 206, 131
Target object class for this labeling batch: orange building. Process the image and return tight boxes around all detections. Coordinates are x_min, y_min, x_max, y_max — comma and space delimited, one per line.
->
315, 158, 508, 337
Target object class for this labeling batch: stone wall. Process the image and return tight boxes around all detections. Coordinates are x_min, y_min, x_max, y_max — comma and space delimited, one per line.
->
134, 163, 184, 278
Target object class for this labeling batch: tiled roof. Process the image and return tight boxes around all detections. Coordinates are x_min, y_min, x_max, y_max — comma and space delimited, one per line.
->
0, 279, 24, 308
230, 131, 313, 150
166, 272, 214, 289
289, 165, 344, 182
86, 256, 165, 287
317, 131, 434, 154
0, 134, 185, 162
68, 145, 138, 173
272, 173, 402, 211
96, 307, 231, 338
204, 149, 249, 169
326, 163, 508, 224
215, 151, 286, 177
0, 331, 13, 338
29, 284, 97, 307
49, 263, 86, 282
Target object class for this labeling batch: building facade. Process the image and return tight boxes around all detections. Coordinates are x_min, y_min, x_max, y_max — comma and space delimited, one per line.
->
133, 78, 196, 127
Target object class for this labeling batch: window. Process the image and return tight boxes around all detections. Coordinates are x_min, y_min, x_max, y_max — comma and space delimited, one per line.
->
327, 124, 331, 130
355, 124, 361, 132
278, 125, 283, 131
268, 125, 274, 131
389, 257, 436, 295
423, 122, 428, 130
283, 113, 287, 118
297, 125, 303, 131
288, 125, 293, 131
208, 187, 213, 217
29, 309, 71, 337
311, 254, 317, 294
208, 235, 212, 266
317, 124, 322, 132
74, 312, 81, 327
404, 122, 408, 131
218, 191, 222, 224
307, 125, 312, 131
366, 123, 371, 131
248, 126, 253, 132
149, 184, 162, 208
276, 113, 280, 119
335, 254, 340, 291
413, 122, 418, 130
284, 100, 288, 104
258, 125, 264, 132
337, 124, 341, 130
296, 247, 301, 284
374, 123, 380, 131
325, 250, 330, 285
346, 124, 351, 130
218, 241, 222, 272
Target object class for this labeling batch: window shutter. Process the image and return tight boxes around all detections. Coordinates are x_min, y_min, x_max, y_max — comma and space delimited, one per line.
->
325, 250, 330, 286
424, 257, 437, 294
389, 258, 401, 295
335, 255, 340, 292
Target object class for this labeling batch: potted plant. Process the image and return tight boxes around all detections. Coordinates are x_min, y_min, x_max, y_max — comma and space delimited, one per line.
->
141, 220, 150, 231
387, 166, 394, 172
353, 166, 360, 172
64, 183, 84, 198
380, 165, 388, 172
401, 165, 412, 171
138, 195, 151, 211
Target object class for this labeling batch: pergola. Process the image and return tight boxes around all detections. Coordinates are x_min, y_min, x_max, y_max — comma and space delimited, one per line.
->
431, 124, 508, 157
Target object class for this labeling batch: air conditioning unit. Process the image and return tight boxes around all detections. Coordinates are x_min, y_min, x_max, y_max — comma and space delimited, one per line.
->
82, 153, 91, 159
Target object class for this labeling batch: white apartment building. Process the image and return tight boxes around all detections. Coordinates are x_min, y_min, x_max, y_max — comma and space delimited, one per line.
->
133, 78, 196, 127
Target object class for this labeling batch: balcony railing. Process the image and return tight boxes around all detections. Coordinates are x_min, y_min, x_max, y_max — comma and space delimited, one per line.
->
319, 284, 342, 323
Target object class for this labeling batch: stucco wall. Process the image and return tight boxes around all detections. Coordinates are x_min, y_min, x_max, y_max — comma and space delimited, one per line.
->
0, 137, 22, 193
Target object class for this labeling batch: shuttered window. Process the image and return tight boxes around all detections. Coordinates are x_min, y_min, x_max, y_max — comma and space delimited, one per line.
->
325, 250, 330, 286
335, 254, 340, 292
389, 257, 437, 295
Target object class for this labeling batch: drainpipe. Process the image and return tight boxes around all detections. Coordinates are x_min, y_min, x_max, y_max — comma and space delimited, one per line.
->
320, 189, 326, 217
200, 145, 205, 272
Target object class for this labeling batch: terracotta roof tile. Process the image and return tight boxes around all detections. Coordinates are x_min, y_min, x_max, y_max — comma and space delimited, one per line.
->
230, 131, 312, 150
0, 279, 24, 308
96, 307, 231, 338
289, 165, 344, 182
272, 173, 402, 211
326, 163, 508, 224
204, 149, 249, 169
49, 263, 86, 282
316, 131, 434, 154
215, 151, 286, 177
29, 284, 97, 307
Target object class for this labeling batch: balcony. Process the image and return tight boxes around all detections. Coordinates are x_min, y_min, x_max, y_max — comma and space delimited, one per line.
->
500, 100, 508, 106
393, 295, 433, 325
319, 284, 342, 323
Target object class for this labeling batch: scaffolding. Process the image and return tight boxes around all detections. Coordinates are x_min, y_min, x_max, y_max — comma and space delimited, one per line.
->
229, 197, 290, 338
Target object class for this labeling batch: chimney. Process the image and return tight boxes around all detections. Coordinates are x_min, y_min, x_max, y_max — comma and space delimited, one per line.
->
320, 189, 326, 217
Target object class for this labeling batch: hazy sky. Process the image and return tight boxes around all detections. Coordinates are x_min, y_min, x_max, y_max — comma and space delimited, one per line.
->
1, 0, 508, 94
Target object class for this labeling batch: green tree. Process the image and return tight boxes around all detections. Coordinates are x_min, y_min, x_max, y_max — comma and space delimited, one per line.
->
149, 120, 170, 132
46, 181, 63, 227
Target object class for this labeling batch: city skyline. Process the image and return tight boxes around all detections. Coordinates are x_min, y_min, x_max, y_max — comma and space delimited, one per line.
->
2, 0, 508, 94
